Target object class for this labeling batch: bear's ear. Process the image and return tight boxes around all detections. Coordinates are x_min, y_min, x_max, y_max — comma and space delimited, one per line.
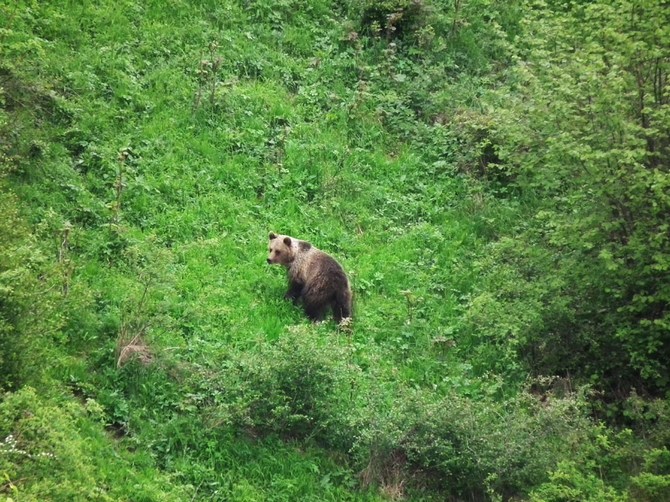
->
299, 241, 312, 251
283, 237, 292, 246
269, 232, 277, 240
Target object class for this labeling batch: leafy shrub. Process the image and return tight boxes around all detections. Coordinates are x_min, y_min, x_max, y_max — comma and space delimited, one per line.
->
456, 0, 670, 399
630, 472, 670, 502
629, 448, 670, 501
623, 393, 670, 446
355, 0, 429, 41
0, 386, 188, 500
529, 461, 626, 502
352, 384, 600, 499
213, 326, 361, 444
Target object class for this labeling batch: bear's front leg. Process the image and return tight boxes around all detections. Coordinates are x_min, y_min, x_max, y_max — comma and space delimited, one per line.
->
284, 280, 303, 304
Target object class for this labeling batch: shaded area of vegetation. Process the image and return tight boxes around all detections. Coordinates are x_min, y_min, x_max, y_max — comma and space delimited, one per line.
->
1, 0, 669, 500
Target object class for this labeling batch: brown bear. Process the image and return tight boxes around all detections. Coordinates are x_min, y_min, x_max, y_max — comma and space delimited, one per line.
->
267, 232, 352, 324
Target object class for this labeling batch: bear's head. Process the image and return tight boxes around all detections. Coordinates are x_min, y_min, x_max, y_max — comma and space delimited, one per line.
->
267, 232, 294, 266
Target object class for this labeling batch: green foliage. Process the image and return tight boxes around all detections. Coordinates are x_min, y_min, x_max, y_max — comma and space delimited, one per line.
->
627, 448, 670, 501
1, 0, 669, 499
354, 0, 430, 41
0, 189, 34, 390
530, 461, 626, 502
0, 188, 64, 392
211, 326, 360, 443
0, 386, 189, 500
352, 384, 600, 500
455, 0, 670, 397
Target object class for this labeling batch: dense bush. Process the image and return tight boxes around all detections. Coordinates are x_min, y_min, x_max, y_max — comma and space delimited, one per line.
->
202, 327, 636, 500
211, 326, 360, 444
351, 383, 604, 500
457, 0, 670, 399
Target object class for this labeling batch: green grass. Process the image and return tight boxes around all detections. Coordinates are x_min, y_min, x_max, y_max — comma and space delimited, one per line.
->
2, 0, 669, 500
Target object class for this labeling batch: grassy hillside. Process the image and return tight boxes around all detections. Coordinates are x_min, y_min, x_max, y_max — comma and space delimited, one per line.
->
2, 0, 669, 500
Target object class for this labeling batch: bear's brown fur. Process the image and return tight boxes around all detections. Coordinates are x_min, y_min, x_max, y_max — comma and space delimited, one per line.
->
267, 232, 352, 324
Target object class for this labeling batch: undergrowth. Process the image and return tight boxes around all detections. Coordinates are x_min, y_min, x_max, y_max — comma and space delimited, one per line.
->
1, 0, 669, 500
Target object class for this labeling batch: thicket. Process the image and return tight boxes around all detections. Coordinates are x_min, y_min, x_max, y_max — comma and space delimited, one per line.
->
1, 0, 669, 500
462, 0, 670, 402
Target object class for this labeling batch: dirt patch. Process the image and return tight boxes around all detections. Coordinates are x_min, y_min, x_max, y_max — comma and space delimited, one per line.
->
116, 334, 153, 368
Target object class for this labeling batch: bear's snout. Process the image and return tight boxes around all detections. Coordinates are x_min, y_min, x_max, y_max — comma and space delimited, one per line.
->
267, 258, 272, 264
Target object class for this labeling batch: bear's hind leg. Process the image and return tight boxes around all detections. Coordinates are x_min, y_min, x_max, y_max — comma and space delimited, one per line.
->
333, 303, 347, 324
333, 288, 352, 323
304, 301, 327, 323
